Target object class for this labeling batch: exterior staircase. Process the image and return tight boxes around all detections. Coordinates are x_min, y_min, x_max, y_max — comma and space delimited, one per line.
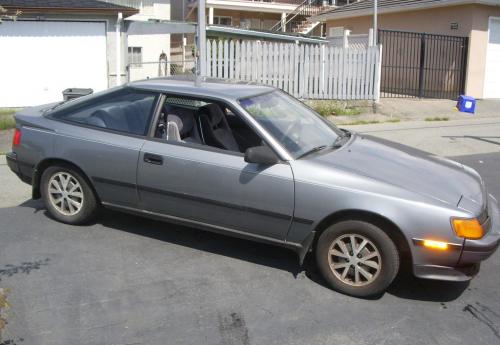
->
270, 0, 330, 35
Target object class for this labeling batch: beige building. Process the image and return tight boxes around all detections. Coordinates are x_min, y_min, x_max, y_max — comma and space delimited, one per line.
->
314, 0, 500, 99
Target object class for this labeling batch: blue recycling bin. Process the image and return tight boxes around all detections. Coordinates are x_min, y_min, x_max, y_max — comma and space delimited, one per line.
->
456, 95, 476, 114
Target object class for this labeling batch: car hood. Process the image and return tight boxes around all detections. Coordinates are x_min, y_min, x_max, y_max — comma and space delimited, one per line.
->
309, 133, 485, 212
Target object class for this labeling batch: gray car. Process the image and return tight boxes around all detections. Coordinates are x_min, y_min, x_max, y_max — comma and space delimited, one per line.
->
6, 78, 499, 297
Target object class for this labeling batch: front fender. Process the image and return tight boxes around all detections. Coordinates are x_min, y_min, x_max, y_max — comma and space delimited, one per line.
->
287, 174, 472, 268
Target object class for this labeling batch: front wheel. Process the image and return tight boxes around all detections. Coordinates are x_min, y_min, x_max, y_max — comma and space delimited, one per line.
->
316, 220, 400, 297
41, 165, 98, 225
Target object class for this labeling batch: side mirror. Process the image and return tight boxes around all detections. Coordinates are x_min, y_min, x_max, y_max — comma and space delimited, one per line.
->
244, 146, 279, 165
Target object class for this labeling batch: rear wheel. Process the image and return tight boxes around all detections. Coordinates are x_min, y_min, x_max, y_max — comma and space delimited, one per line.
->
316, 220, 399, 297
41, 165, 98, 224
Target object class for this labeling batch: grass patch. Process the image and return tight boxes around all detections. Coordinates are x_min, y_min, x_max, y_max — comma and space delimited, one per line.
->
425, 116, 449, 122
0, 115, 16, 130
307, 100, 362, 117
344, 120, 380, 125
0, 108, 19, 116
0, 108, 19, 130
387, 118, 401, 123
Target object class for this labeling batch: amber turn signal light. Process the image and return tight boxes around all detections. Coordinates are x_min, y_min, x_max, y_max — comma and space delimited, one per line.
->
451, 218, 484, 240
423, 240, 448, 250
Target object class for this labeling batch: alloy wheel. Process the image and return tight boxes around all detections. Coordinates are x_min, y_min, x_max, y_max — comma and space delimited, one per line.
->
327, 234, 382, 286
48, 172, 84, 216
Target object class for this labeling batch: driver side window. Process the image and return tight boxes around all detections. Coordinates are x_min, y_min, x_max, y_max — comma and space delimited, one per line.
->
154, 95, 263, 154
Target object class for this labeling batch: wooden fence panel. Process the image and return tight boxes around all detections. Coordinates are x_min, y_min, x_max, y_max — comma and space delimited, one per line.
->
205, 39, 381, 100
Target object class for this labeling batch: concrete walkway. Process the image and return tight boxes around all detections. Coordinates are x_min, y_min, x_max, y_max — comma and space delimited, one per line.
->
331, 98, 500, 125
0, 155, 31, 208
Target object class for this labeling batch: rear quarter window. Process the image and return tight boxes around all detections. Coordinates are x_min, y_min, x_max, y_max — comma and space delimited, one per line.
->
50, 88, 158, 136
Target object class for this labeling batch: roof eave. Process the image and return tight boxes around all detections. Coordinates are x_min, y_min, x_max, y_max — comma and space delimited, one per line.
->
312, 0, 500, 22
1, 6, 138, 16
207, 25, 327, 44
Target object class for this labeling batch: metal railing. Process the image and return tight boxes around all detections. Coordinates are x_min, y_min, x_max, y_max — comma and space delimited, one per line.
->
378, 29, 468, 99
270, 0, 325, 33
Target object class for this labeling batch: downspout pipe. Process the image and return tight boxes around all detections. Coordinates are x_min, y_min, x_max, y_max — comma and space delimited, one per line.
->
373, 0, 378, 44
116, 12, 123, 86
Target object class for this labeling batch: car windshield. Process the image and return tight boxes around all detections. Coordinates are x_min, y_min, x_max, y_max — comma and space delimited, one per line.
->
239, 90, 344, 158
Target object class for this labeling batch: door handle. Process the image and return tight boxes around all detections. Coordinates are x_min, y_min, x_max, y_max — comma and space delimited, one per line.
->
144, 153, 163, 165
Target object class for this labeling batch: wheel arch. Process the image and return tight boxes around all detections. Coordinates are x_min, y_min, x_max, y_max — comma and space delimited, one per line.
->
32, 158, 100, 203
310, 209, 412, 264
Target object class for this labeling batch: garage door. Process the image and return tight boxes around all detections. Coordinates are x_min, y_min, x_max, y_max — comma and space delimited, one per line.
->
484, 17, 500, 99
0, 21, 108, 107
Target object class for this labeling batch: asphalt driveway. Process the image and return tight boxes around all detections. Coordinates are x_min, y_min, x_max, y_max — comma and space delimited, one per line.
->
1, 121, 500, 345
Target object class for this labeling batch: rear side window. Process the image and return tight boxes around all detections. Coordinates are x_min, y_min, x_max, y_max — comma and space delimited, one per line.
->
51, 89, 158, 136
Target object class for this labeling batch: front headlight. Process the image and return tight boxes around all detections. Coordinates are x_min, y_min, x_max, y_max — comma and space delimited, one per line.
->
451, 217, 484, 239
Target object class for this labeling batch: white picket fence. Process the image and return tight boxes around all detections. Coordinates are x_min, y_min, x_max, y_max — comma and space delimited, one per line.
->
206, 39, 382, 100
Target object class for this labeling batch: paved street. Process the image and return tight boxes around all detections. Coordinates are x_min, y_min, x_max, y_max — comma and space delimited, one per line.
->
0, 119, 500, 345
344, 117, 500, 157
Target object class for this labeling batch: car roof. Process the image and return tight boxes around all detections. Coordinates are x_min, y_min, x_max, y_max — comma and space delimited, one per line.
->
128, 76, 276, 100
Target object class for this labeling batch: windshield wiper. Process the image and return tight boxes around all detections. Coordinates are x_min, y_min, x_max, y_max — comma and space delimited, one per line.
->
297, 132, 351, 159
297, 145, 327, 159
332, 131, 351, 148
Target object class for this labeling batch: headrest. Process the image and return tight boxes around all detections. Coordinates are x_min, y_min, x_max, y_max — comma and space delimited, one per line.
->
198, 103, 224, 126
166, 114, 183, 134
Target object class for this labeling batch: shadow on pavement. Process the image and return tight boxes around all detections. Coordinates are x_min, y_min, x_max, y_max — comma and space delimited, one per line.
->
387, 268, 469, 302
19, 199, 469, 302
443, 135, 500, 146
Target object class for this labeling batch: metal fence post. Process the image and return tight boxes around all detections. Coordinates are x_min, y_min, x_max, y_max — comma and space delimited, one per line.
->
418, 33, 426, 98
459, 36, 469, 96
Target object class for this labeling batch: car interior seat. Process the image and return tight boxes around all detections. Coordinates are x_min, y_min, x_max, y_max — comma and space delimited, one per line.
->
165, 114, 183, 141
197, 104, 240, 152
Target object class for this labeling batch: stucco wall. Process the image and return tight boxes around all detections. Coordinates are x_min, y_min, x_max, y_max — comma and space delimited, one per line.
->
467, 5, 500, 98
128, 33, 171, 80
127, 1, 171, 81
325, 4, 500, 98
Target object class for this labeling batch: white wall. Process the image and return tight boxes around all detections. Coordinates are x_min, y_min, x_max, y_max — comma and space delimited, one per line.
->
126, 0, 171, 81
128, 33, 171, 80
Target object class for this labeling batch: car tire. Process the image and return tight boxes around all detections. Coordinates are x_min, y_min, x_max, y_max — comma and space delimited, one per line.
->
41, 165, 98, 225
316, 220, 399, 297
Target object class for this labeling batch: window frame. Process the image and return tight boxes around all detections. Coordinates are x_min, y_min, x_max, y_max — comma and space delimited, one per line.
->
214, 15, 232, 26
46, 87, 162, 138
147, 92, 285, 160
128, 46, 143, 67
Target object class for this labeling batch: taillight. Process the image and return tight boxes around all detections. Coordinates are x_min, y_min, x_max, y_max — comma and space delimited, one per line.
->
12, 128, 21, 147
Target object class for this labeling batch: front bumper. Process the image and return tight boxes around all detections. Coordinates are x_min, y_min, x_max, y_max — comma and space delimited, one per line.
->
413, 194, 500, 282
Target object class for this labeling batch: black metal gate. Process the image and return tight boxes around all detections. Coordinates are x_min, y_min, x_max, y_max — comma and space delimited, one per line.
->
378, 29, 468, 99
